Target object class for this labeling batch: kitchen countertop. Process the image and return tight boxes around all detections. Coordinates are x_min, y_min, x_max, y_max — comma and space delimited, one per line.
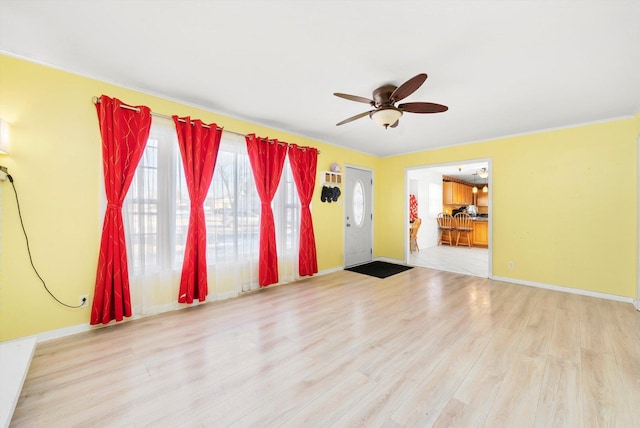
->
471, 217, 489, 222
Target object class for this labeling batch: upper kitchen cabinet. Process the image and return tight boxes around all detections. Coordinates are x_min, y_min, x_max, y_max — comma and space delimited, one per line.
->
443, 181, 454, 204
443, 181, 473, 205
459, 184, 473, 205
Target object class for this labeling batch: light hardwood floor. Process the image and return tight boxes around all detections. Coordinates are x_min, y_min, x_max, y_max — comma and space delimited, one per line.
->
11, 267, 640, 427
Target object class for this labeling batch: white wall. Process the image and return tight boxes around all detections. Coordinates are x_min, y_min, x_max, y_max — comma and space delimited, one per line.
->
408, 169, 443, 249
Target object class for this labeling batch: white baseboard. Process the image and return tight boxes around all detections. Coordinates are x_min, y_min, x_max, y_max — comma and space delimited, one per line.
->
375, 256, 407, 265
32, 289, 241, 344
634, 299, 640, 311
491, 275, 636, 305
317, 266, 343, 275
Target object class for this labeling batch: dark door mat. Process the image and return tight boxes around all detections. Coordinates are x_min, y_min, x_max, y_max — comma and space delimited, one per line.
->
345, 261, 413, 279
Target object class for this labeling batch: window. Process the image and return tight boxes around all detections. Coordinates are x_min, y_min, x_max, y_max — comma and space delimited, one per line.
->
353, 180, 365, 227
123, 118, 300, 314
196, 136, 262, 265
126, 121, 180, 273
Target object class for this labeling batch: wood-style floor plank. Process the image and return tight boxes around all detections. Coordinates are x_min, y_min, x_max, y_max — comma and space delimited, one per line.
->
10, 267, 640, 427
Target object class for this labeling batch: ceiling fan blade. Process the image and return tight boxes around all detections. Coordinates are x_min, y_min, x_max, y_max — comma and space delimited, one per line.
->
389, 119, 399, 128
399, 102, 448, 113
336, 110, 373, 126
390, 73, 428, 102
333, 93, 374, 105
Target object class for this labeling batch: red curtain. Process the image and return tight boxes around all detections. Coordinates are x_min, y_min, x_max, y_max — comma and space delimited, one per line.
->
91, 95, 151, 325
174, 116, 222, 303
288, 144, 319, 276
246, 134, 287, 287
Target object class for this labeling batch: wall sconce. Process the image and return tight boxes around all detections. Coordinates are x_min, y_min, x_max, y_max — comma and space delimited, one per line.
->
0, 119, 9, 154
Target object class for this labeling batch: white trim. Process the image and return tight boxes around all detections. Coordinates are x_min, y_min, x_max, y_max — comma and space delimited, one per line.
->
491, 275, 636, 305
30, 290, 237, 343
637, 133, 640, 311
404, 157, 493, 278
318, 266, 343, 276
387, 115, 636, 158
34, 323, 97, 343
375, 256, 406, 265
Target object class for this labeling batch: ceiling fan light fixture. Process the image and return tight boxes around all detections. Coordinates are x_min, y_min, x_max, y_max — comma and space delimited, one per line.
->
478, 168, 488, 179
370, 107, 402, 129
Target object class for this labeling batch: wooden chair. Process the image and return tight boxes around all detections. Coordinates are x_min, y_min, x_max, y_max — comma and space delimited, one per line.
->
437, 213, 454, 246
409, 218, 422, 252
454, 212, 473, 247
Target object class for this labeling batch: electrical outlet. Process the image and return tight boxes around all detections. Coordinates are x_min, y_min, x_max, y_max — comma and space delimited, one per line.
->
0, 166, 7, 181
79, 295, 89, 307
508, 261, 515, 270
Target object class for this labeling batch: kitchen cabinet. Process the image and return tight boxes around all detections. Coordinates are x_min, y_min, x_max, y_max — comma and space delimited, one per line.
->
443, 181, 454, 204
458, 183, 472, 205
443, 182, 473, 205
472, 221, 488, 247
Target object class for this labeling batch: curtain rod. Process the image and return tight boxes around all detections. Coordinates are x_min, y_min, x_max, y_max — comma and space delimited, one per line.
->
91, 96, 320, 153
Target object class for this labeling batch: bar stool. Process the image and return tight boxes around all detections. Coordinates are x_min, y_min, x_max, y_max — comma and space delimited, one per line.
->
437, 213, 454, 245
454, 212, 473, 247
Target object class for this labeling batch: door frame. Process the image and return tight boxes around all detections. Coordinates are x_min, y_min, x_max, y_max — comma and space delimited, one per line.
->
636, 135, 640, 311
404, 157, 493, 279
343, 164, 374, 267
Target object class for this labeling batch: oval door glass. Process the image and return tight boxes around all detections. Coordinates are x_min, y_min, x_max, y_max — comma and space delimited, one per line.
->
353, 180, 365, 227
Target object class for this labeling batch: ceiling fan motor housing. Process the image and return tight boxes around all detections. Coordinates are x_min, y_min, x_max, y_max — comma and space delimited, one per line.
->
373, 85, 398, 107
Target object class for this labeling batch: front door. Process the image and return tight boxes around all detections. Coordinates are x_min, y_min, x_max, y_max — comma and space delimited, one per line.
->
344, 166, 373, 267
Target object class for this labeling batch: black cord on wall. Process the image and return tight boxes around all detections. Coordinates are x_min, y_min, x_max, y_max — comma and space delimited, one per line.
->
6, 174, 85, 309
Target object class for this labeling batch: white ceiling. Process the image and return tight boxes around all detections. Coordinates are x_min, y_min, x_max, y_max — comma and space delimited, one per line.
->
1, 0, 639, 157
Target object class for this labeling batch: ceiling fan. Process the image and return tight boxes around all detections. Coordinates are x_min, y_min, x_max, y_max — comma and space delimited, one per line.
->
334, 73, 448, 129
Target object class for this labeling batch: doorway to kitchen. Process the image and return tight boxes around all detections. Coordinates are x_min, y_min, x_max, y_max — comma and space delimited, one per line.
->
405, 159, 492, 278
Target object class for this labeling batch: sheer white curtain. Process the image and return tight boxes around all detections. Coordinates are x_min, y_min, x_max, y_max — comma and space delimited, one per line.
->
123, 117, 300, 316
185, 133, 299, 294
123, 120, 182, 315
274, 160, 300, 285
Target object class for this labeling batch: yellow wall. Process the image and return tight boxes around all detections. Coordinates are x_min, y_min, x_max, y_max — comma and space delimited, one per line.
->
0, 55, 377, 340
379, 119, 638, 298
1, 54, 637, 341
